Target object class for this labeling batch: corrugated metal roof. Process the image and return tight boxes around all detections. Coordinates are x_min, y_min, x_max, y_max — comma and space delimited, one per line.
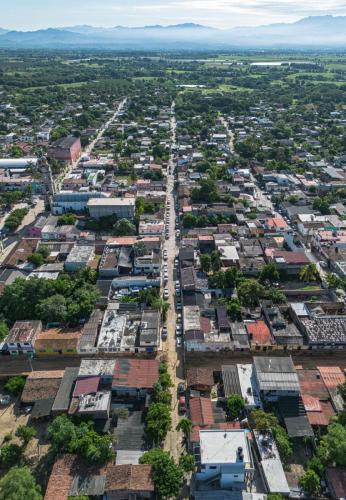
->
73, 376, 100, 397
52, 367, 79, 413
222, 365, 241, 398
317, 366, 345, 389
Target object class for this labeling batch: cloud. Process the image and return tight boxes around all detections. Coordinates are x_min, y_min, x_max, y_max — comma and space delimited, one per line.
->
4, 0, 346, 30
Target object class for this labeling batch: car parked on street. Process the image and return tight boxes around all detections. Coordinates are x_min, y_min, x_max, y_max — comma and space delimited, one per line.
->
178, 396, 186, 414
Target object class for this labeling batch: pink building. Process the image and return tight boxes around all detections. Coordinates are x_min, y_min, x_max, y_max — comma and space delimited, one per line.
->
48, 136, 82, 162
28, 215, 47, 238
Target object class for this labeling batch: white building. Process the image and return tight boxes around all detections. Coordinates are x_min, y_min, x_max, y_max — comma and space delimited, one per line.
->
52, 191, 108, 214
87, 197, 135, 220
64, 245, 95, 272
196, 429, 254, 490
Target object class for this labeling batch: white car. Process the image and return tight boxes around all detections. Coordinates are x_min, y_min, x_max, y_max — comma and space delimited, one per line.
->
176, 337, 182, 348
0, 395, 10, 406
163, 289, 169, 300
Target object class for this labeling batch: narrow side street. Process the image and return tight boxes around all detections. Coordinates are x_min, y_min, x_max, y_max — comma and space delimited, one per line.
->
163, 102, 185, 462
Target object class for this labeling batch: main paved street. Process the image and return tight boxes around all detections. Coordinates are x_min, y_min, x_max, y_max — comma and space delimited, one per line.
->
162, 102, 185, 462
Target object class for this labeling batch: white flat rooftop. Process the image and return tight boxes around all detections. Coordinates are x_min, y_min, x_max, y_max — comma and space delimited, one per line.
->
200, 429, 250, 465
88, 197, 135, 206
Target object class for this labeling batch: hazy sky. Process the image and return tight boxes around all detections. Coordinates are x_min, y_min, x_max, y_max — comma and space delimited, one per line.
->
3, 0, 346, 30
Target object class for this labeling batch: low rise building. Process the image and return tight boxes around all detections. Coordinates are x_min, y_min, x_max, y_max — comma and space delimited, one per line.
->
196, 429, 254, 492
48, 135, 81, 162
64, 245, 95, 272
3, 320, 42, 356
112, 358, 159, 398
88, 197, 135, 220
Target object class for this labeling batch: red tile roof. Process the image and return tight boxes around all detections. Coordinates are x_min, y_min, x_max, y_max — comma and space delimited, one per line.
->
45, 454, 105, 500
73, 376, 100, 397
105, 464, 154, 493
266, 217, 289, 229
198, 235, 214, 241
112, 359, 159, 389
187, 367, 214, 388
271, 250, 310, 265
189, 397, 214, 426
246, 320, 273, 346
317, 366, 345, 389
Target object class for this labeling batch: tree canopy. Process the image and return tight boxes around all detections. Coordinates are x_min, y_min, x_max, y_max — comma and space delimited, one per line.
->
0, 466, 42, 500
140, 449, 183, 499
48, 415, 114, 465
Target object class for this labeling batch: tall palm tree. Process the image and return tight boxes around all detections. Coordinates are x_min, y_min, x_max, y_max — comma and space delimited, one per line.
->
176, 417, 193, 436
299, 263, 319, 283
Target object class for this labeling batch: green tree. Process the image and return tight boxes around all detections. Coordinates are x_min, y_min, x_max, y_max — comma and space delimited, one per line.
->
27, 252, 44, 267
224, 267, 241, 288
58, 213, 77, 226
209, 271, 225, 289
267, 495, 284, 500
152, 298, 170, 322
158, 372, 173, 390
237, 279, 265, 307
152, 384, 172, 406
317, 423, 346, 466
327, 272, 344, 289
0, 466, 42, 500
226, 299, 242, 321
15, 425, 37, 445
299, 469, 321, 496
176, 417, 193, 437
113, 218, 136, 236
259, 262, 279, 284
0, 321, 9, 341
48, 414, 77, 453
4, 376, 26, 396
211, 251, 222, 272
273, 425, 292, 462
250, 409, 278, 431
179, 453, 195, 472
183, 213, 197, 229
227, 394, 245, 420
307, 456, 324, 477
146, 403, 172, 445
70, 428, 114, 465
266, 288, 287, 304
140, 449, 183, 499
0, 443, 22, 467
200, 254, 211, 273
191, 179, 219, 203
36, 294, 67, 323
299, 263, 319, 282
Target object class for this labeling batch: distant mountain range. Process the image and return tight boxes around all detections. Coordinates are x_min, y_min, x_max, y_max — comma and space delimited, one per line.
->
1, 16, 346, 49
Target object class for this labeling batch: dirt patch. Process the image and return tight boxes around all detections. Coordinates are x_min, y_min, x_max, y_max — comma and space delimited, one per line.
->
0, 400, 29, 445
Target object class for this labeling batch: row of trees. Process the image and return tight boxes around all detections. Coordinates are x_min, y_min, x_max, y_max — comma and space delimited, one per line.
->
4, 208, 28, 231
145, 363, 172, 445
